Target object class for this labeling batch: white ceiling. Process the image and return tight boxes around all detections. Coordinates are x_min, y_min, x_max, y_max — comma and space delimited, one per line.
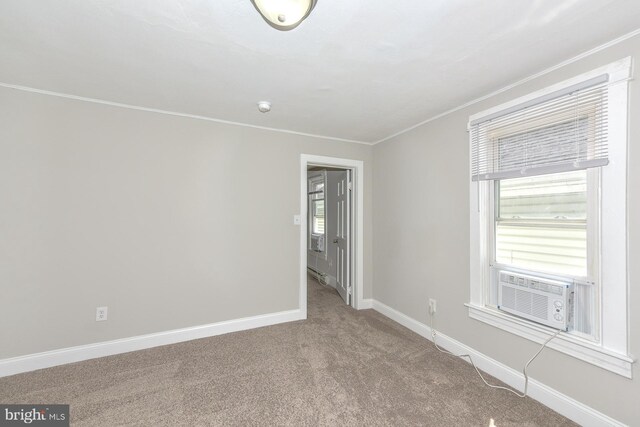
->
1, 0, 639, 143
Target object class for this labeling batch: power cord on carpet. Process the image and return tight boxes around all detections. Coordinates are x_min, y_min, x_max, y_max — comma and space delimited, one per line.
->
429, 314, 561, 398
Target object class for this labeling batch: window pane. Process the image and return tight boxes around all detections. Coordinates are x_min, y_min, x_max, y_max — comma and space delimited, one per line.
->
312, 200, 325, 234
496, 171, 587, 277
494, 117, 593, 175
313, 217, 325, 234
496, 224, 586, 276
309, 179, 324, 200
498, 170, 586, 220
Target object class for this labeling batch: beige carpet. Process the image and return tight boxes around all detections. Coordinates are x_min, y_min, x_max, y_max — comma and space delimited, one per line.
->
0, 278, 575, 426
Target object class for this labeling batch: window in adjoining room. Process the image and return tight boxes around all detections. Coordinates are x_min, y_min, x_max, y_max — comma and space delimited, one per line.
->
308, 173, 326, 253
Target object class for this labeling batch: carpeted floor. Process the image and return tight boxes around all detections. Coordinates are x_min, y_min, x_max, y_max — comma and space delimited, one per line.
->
0, 277, 576, 426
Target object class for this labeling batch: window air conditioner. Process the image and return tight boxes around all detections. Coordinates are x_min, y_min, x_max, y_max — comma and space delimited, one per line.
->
310, 234, 325, 252
498, 271, 573, 331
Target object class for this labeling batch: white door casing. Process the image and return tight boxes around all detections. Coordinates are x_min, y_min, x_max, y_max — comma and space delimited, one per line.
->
299, 154, 364, 317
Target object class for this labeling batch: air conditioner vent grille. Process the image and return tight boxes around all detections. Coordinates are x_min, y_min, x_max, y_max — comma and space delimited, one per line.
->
515, 289, 531, 314
498, 270, 572, 331
502, 286, 516, 309
531, 293, 549, 320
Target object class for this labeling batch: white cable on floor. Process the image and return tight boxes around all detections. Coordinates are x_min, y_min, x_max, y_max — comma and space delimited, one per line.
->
429, 314, 561, 398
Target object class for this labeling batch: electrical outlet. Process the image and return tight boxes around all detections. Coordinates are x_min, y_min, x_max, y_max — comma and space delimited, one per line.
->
428, 298, 437, 315
96, 306, 108, 321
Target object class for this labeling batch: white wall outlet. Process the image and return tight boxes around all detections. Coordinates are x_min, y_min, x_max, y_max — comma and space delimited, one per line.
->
428, 298, 437, 315
96, 306, 108, 321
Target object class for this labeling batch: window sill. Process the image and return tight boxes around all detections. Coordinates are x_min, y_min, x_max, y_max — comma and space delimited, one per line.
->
466, 303, 634, 378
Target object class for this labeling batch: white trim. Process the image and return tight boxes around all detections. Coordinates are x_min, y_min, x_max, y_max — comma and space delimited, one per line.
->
600, 73, 630, 354
4, 29, 638, 148
468, 58, 632, 376
0, 82, 371, 146
359, 299, 373, 309
468, 57, 631, 124
300, 155, 365, 315
466, 304, 633, 378
373, 28, 640, 145
0, 309, 303, 378
371, 300, 626, 427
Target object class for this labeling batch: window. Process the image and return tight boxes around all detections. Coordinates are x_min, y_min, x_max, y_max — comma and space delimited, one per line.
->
308, 173, 326, 253
491, 169, 598, 339
495, 171, 588, 277
311, 198, 325, 234
468, 58, 632, 377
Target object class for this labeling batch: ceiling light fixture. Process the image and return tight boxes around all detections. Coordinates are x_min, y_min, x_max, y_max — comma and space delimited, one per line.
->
250, 0, 317, 31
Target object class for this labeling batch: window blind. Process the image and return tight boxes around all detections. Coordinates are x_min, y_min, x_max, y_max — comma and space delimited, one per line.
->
470, 74, 609, 181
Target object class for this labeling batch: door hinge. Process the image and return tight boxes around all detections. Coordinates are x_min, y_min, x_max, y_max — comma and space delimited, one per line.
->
348, 181, 352, 190
347, 285, 352, 295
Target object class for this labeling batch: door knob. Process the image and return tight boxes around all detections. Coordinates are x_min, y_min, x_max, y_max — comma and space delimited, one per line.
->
333, 238, 338, 243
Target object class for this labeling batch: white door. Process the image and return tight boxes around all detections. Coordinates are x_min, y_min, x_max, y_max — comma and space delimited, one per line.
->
335, 170, 350, 305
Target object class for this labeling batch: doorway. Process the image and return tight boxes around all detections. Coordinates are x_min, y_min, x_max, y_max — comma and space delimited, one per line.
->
299, 155, 364, 318
307, 167, 351, 305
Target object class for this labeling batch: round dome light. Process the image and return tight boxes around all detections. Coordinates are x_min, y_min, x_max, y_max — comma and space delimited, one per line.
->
250, 0, 317, 31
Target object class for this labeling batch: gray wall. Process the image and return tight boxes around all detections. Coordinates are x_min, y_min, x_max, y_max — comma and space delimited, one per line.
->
2, 31, 638, 425
0, 86, 373, 359
372, 35, 640, 424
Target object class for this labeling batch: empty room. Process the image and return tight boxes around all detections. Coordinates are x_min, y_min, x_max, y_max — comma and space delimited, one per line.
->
1, 1, 639, 426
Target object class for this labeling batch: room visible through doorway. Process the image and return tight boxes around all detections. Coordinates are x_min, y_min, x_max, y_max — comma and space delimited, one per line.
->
299, 155, 364, 319
307, 166, 352, 306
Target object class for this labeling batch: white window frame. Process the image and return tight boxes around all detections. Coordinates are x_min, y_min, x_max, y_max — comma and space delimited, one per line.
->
490, 169, 598, 339
468, 58, 633, 378
308, 172, 327, 258
311, 198, 325, 235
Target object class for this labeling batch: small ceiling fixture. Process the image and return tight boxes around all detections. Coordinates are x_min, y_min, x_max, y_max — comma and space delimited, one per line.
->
257, 101, 272, 113
250, 0, 317, 31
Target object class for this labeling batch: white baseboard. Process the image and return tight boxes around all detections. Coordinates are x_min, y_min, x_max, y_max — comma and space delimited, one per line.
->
358, 298, 373, 309
1, 300, 625, 427
371, 300, 625, 427
0, 309, 303, 378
